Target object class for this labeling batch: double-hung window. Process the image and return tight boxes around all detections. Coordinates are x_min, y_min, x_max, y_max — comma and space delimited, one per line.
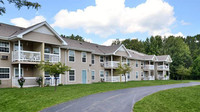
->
69, 50, 75, 62
136, 71, 139, 79
91, 54, 95, 64
0, 41, 9, 53
100, 70, 104, 78
136, 61, 138, 67
82, 52, 87, 62
100, 56, 104, 63
53, 48, 59, 54
0, 68, 10, 79
91, 70, 95, 80
69, 70, 75, 81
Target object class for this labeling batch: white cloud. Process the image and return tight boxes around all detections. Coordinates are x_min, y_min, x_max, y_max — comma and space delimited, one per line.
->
52, 0, 176, 37
10, 16, 46, 28
84, 38, 93, 43
180, 20, 190, 26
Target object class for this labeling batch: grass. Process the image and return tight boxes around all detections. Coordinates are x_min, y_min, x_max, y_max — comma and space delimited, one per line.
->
134, 85, 200, 112
0, 80, 191, 112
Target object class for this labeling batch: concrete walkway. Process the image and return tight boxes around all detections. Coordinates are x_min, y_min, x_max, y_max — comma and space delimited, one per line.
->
41, 82, 200, 112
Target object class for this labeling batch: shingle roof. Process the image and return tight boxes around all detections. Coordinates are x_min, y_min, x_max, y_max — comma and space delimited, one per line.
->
0, 23, 25, 37
62, 37, 121, 55
156, 55, 169, 61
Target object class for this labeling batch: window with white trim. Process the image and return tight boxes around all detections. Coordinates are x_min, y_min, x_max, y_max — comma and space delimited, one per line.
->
82, 52, 87, 62
127, 59, 130, 66
45, 47, 51, 53
0, 41, 9, 53
91, 70, 95, 80
91, 54, 95, 64
136, 72, 139, 79
69, 70, 75, 81
100, 56, 104, 62
14, 43, 23, 51
0, 68, 9, 78
100, 70, 104, 78
53, 48, 59, 54
136, 61, 138, 67
14, 68, 23, 77
127, 72, 130, 79
69, 50, 75, 62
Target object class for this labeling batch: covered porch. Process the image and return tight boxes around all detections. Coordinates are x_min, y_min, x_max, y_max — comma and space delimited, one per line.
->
143, 71, 155, 80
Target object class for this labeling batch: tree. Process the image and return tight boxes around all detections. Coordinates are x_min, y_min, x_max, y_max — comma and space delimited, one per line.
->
116, 63, 132, 83
112, 39, 121, 45
0, 0, 41, 15
38, 61, 70, 91
61, 34, 85, 42
192, 56, 200, 79
176, 65, 192, 80
144, 36, 163, 55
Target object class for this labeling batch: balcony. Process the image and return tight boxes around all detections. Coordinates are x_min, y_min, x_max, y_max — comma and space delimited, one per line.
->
143, 65, 155, 71
12, 50, 41, 62
104, 61, 120, 69
157, 65, 169, 71
44, 53, 59, 63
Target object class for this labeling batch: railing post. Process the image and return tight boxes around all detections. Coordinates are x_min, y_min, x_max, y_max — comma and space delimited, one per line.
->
18, 40, 21, 61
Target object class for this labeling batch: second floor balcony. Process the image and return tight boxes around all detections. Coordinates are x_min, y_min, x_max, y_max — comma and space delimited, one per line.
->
104, 61, 128, 69
157, 65, 169, 71
12, 50, 41, 62
44, 53, 59, 63
143, 65, 155, 70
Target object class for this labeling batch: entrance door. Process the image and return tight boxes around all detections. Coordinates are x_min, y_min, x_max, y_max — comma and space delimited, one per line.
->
82, 70, 87, 84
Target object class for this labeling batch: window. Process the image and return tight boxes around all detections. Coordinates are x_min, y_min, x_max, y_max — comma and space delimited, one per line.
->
53, 48, 59, 54
91, 54, 95, 64
100, 70, 104, 78
69, 70, 75, 81
69, 50, 75, 62
14, 43, 23, 51
0, 68, 10, 78
141, 72, 143, 77
136, 72, 139, 79
127, 59, 130, 66
14, 68, 23, 77
81, 52, 87, 62
127, 72, 130, 79
45, 47, 51, 53
136, 61, 138, 67
0, 41, 9, 53
45, 71, 50, 77
91, 70, 95, 80
100, 56, 104, 62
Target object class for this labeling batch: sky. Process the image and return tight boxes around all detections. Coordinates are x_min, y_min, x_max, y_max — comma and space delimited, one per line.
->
1, 0, 200, 45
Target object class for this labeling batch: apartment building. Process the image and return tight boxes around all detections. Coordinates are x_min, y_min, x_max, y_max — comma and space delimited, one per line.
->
0, 22, 172, 88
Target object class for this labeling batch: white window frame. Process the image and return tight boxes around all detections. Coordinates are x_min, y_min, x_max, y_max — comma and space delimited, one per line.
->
45, 46, 51, 53
0, 41, 10, 53
127, 72, 130, 79
100, 56, 104, 63
0, 67, 10, 80
14, 67, 24, 77
68, 50, 75, 62
99, 70, 104, 78
81, 52, 87, 63
68, 69, 76, 82
91, 54, 95, 65
136, 71, 139, 79
136, 61, 138, 67
91, 70, 95, 80
53, 47, 59, 54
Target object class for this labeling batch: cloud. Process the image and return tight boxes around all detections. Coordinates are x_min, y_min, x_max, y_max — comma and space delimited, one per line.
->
180, 20, 190, 26
162, 32, 184, 38
10, 16, 46, 28
52, 0, 176, 37
84, 38, 93, 43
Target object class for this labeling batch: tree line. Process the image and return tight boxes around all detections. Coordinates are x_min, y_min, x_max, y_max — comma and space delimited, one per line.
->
112, 35, 200, 80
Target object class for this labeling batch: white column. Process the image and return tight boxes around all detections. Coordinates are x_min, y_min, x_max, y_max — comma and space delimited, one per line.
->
111, 55, 113, 82
59, 47, 61, 62
18, 63, 21, 79
18, 40, 21, 61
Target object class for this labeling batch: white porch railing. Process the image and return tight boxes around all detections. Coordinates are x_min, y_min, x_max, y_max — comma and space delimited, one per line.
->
44, 77, 60, 86
143, 65, 155, 70
143, 75, 155, 80
12, 51, 41, 62
157, 65, 169, 70
104, 61, 120, 68
12, 77, 38, 87
105, 76, 127, 82
44, 53, 59, 63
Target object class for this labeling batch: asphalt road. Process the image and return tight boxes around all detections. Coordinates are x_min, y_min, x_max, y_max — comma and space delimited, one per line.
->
41, 82, 200, 112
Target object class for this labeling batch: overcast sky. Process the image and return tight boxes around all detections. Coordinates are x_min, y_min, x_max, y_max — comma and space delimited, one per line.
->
1, 0, 200, 45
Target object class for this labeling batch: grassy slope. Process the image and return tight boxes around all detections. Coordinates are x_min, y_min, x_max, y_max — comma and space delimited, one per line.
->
0, 80, 189, 112
134, 85, 200, 112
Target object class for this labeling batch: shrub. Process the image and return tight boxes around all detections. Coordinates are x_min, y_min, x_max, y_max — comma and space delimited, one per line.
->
36, 77, 43, 87
18, 77, 25, 88
58, 84, 63, 86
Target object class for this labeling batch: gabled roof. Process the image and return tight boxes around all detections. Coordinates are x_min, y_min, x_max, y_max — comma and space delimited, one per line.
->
0, 21, 67, 45
157, 55, 172, 63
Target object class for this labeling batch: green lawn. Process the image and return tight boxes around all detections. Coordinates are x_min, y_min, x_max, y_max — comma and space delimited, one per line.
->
134, 85, 200, 112
0, 80, 191, 112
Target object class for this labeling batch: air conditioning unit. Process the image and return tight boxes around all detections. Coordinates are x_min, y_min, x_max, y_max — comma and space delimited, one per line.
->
1, 55, 8, 60
100, 63, 104, 67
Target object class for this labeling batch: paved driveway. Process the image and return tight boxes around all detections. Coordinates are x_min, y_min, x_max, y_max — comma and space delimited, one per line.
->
41, 82, 200, 112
